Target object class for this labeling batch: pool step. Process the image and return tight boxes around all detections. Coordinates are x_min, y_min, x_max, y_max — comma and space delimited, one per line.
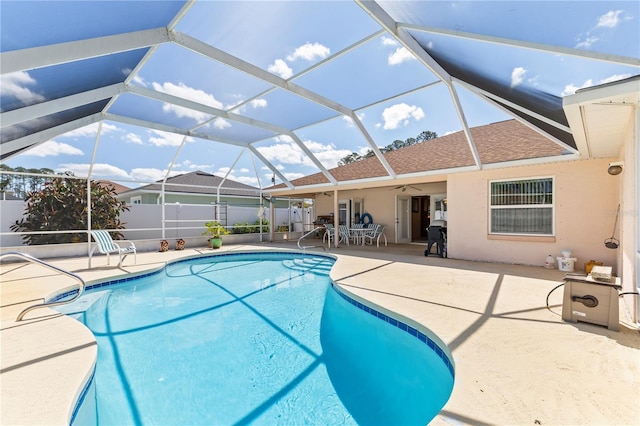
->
282, 257, 333, 275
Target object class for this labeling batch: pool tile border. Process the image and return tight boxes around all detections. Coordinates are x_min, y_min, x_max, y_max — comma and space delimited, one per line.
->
331, 283, 455, 378
69, 367, 95, 425
53, 251, 336, 303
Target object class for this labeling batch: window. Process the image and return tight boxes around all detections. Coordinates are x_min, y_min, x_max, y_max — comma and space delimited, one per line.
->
489, 177, 554, 235
131, 196, 142, 204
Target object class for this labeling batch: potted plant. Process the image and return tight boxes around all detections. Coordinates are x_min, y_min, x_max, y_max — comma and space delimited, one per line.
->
202, 221, 229, 249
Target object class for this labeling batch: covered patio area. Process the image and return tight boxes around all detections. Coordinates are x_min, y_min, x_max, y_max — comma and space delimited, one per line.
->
2, 242, 638, 425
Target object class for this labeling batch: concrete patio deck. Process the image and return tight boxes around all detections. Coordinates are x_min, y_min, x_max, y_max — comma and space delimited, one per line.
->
1, 241, 639, 425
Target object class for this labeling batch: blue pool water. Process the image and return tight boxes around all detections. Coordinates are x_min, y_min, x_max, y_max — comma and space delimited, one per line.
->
65, 252, 454, 425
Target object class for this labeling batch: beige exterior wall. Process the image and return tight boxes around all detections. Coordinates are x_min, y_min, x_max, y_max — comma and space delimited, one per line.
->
620, 109, 638, 321
448, 158, 619, 269
312, 158, 626, 272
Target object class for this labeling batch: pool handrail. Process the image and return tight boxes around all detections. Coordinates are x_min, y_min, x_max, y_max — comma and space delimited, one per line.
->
0, 251, 86, 321
297, 227, 326, 251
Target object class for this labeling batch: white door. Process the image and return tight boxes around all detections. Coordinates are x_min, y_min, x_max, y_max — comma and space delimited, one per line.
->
338, 200, 350, 226
396, 196, 411, 243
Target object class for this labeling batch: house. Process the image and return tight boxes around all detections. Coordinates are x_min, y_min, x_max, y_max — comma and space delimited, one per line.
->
117, 170, 298, 233
265, 76, 638, 323
118, 171, 262, 206
95, 180, 130, 195
267, 119, 617, 266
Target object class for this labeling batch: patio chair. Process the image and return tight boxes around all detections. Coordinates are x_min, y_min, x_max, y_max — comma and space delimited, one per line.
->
363, 224, 388, 247
338, 225, 350, 246
89, 230, 137, 268
323, 224, 336, 248
350, 223, 366, 245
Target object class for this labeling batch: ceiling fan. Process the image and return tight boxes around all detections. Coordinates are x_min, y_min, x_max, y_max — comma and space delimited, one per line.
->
390, 185, 423, 192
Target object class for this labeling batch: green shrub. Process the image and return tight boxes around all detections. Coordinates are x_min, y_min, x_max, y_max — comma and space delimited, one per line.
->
10, 174, 129, 245
232, 221, 254, 234
231, 219, 270, 234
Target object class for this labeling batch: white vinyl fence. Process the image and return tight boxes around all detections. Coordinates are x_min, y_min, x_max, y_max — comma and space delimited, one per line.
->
0, 200, 314, 249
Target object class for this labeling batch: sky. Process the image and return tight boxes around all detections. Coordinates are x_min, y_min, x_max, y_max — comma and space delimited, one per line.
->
1, 1, 638, 189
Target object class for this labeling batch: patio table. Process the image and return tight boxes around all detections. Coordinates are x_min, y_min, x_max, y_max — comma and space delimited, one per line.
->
349, 227, 368, 245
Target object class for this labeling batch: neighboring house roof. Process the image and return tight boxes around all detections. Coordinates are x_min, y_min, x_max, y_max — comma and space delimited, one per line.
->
120, 171, 260, 197
95, 180, 130, 194
270, 119, 566, 188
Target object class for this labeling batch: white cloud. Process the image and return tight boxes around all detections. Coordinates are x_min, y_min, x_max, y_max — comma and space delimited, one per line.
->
576, 10, 630, 49
123, 133, 143, 144
274, 135, 294, 143
257, 141, 306, 165
268, 59, 293, 79
131, 74, 147, 87
599, 73, 633, 84
212, 117, 232, 129
56, 163, 130, 179
342, 112, 365, 127
561, 73, 632, 96
286, 42, 331, 61
130, 168, 168, 183
62, 122, 120, 138
152, 81, 220, 122
388, 47, 415, 65
282, 172, 305, 181
0, 71, 45, 106
575, 36, 599, 49
381, 103, 425, 130
177, 160, 212, 170
148, 130, 188, 147
257, 137, 350, 169
250, 98, 267, 108
23, 141, 83, 157
381, 36, 397, 46
597, 10, 623, 28
561, 80, 593, 96
233, 175, 259, 186
511, 67, 527, 88
214, 168, 258, 186
303, 139, 353, 169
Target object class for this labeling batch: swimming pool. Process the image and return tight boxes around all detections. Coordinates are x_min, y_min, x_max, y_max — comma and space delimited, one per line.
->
63, 251, 454, 425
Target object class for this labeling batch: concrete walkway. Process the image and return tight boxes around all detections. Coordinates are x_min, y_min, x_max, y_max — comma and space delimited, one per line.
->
1, 242, 639, 425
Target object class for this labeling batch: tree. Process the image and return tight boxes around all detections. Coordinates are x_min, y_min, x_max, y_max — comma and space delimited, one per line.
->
338, 152, 363, 166
416, 130, 437, 143
338, 129, 438, 165
0, 165, 54, 198
10, 174, 129, 245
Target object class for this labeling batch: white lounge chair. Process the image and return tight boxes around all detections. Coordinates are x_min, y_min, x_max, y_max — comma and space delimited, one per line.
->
89, 230, 137, 268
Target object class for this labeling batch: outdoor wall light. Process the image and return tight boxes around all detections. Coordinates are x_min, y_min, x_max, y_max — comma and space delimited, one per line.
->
608, 161, 624, 175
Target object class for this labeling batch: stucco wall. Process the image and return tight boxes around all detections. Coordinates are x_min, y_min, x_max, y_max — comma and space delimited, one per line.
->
448, 158, 619, 269
313, 182, 447, 242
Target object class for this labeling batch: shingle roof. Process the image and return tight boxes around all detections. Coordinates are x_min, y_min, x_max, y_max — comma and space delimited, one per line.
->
95, 180, 130, 194
273, 119, 565, 188
120, 171, 260, 197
